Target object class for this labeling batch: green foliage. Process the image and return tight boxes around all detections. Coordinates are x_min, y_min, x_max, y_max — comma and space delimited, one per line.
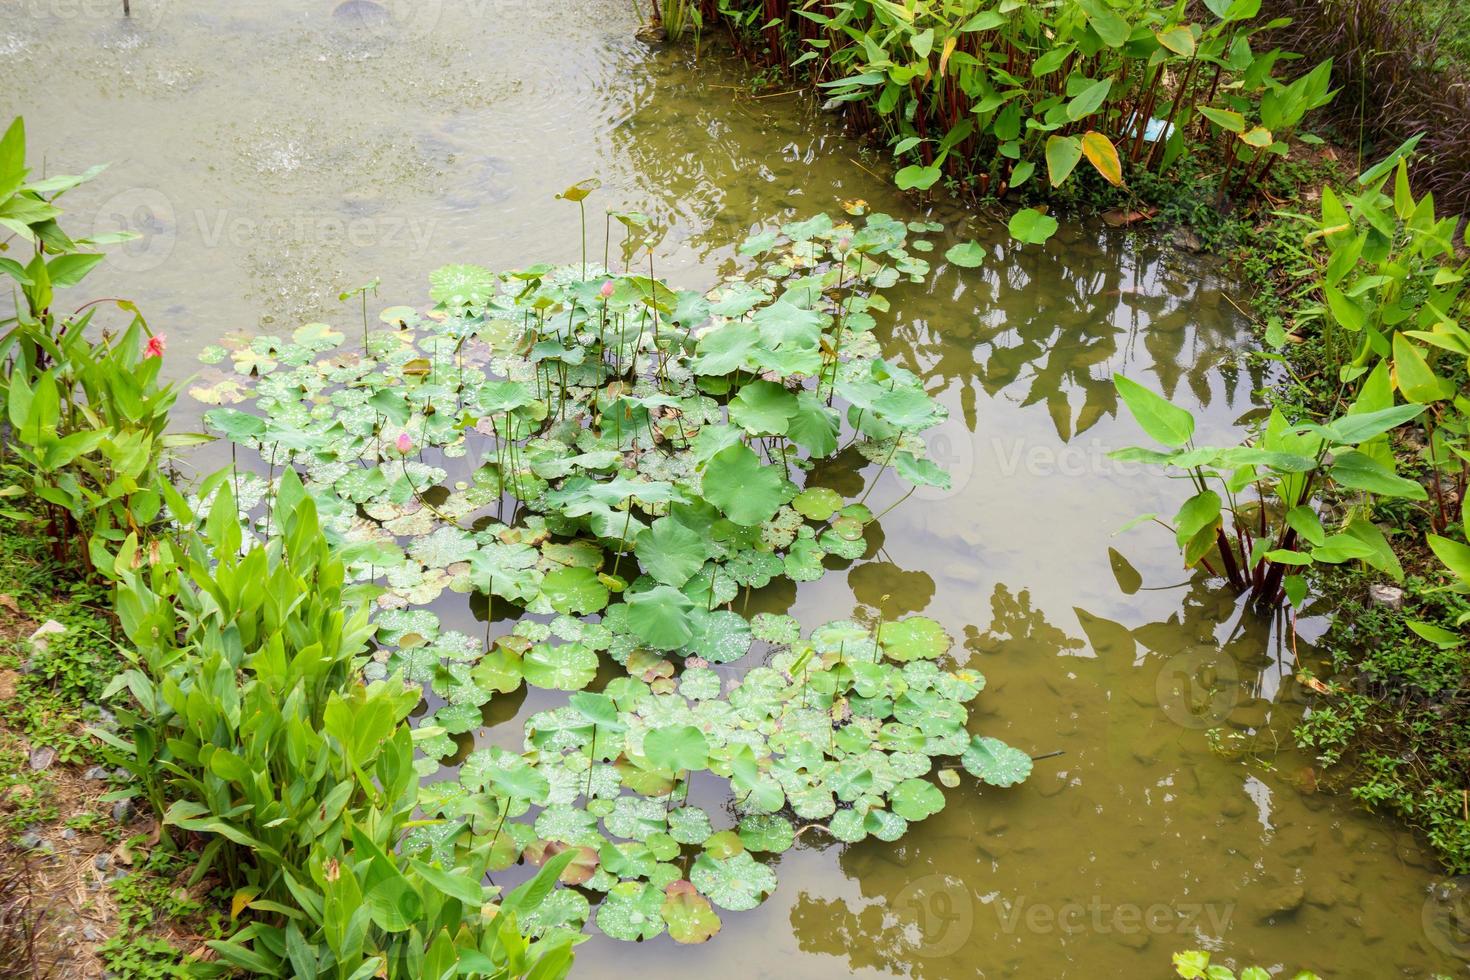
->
1288, 144, 1470, 556
715, 0, 1334, 242
181, 212, 1028, 949
1112, 376, 1424, 607
0, 116, 190, 576
97, 475, 578, 978
1173, 949, 1320, 979
1294, 570, 1470, 872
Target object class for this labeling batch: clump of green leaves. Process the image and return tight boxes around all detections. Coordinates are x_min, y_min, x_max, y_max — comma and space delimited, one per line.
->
724, 1, 1334, 243
186, 209, 1030, 949
0, 116, 195, 575
1111, 373, 1423, 608
1173, 949, 1321, 979
98, 474, 579, 978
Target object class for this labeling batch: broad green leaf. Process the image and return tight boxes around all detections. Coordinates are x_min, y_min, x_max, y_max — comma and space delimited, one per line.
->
1114, 376, 1195, 447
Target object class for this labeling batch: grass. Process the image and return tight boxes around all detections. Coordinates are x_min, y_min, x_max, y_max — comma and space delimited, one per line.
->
1294, 570, 1470, 872
0, 515, 203, 978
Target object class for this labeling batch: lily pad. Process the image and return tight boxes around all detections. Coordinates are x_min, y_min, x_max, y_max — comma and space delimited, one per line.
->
690, 851, 777, 912
961, 735, 1033, 787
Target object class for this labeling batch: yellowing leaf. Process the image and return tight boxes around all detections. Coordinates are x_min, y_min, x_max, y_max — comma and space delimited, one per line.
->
939, 35, 958, 77
231, 887, 258, 921
1153, 25, 1195, 56
1239, 126, 1273, 148
1080, 131, 1124, 186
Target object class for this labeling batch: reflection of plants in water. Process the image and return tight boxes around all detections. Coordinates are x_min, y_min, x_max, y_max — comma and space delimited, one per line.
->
881, 234, 1260, 441
191, 210, 1038, 946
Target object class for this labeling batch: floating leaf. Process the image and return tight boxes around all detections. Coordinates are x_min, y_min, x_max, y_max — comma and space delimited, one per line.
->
596, 881, 666, 941
879, 617, 952, 661
890, 777, 946, 821
522, 642, 598, 691
961, 735, 1033, 787
662, 881, 722, 944
689, 851, 777, 911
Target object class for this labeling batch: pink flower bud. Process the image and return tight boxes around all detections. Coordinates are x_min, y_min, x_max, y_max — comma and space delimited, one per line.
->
600, 280, 615, 298
144, 334, 167, 359
395, 432, 413, 453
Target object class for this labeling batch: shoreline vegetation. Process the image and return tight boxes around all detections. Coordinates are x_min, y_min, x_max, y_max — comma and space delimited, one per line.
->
2, 0, 1469, 974
660, 0, 1470, 875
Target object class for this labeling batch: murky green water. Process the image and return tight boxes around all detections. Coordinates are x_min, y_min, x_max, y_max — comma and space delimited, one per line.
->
4, 1, 1466, 976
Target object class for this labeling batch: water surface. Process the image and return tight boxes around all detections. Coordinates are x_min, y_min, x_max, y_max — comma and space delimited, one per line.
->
3, 1, 1463, 975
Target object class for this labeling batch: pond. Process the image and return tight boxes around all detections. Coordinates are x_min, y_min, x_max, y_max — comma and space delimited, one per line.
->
3, 0, 1463, 976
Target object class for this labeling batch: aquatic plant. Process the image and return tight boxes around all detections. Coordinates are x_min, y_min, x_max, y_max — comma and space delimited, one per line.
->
1110, 373, 1424, 609
0, 116, 196, 573
97, 474, 580, 978
190, 208, 1031, 945
1173, 949, 1321, 979
708, 0, 1334, 242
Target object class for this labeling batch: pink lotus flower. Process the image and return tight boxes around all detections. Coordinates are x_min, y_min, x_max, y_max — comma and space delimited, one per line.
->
395, 432, 413, 453
600, 280, 615, 299
144, 334, 167, 359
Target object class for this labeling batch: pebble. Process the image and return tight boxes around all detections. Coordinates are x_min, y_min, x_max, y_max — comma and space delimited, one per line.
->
83, 766, 110, 781
94, 853, 112, 872
1254, 884, 1305, 923
1117, 929, 1151, 950
28, 745, 56, 771
1226, 700, 1270, 731
1368, 583, 1404, 611
111, 799, 134, 825
18, 831, 46, 851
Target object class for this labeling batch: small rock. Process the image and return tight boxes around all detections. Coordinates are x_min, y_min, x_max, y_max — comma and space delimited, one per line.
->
1226, 700, 1270, 731
1305, 882, 1337, 909
83, 766, 110, 781
28, 745, 56, 771
111, 799, 134, 825
1368, 583, 1404, 611
1254, 884, 1305, 923
94, 853, 112, 872
634, 23, 667, 44
18, 831, 46, 851
27, 619, 65, 655
82, 924, 103, 942
1171, 227, 1205, 253
62, 828, 77, 840
1117, 929, 1151, 950
0, 669, 17, 701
